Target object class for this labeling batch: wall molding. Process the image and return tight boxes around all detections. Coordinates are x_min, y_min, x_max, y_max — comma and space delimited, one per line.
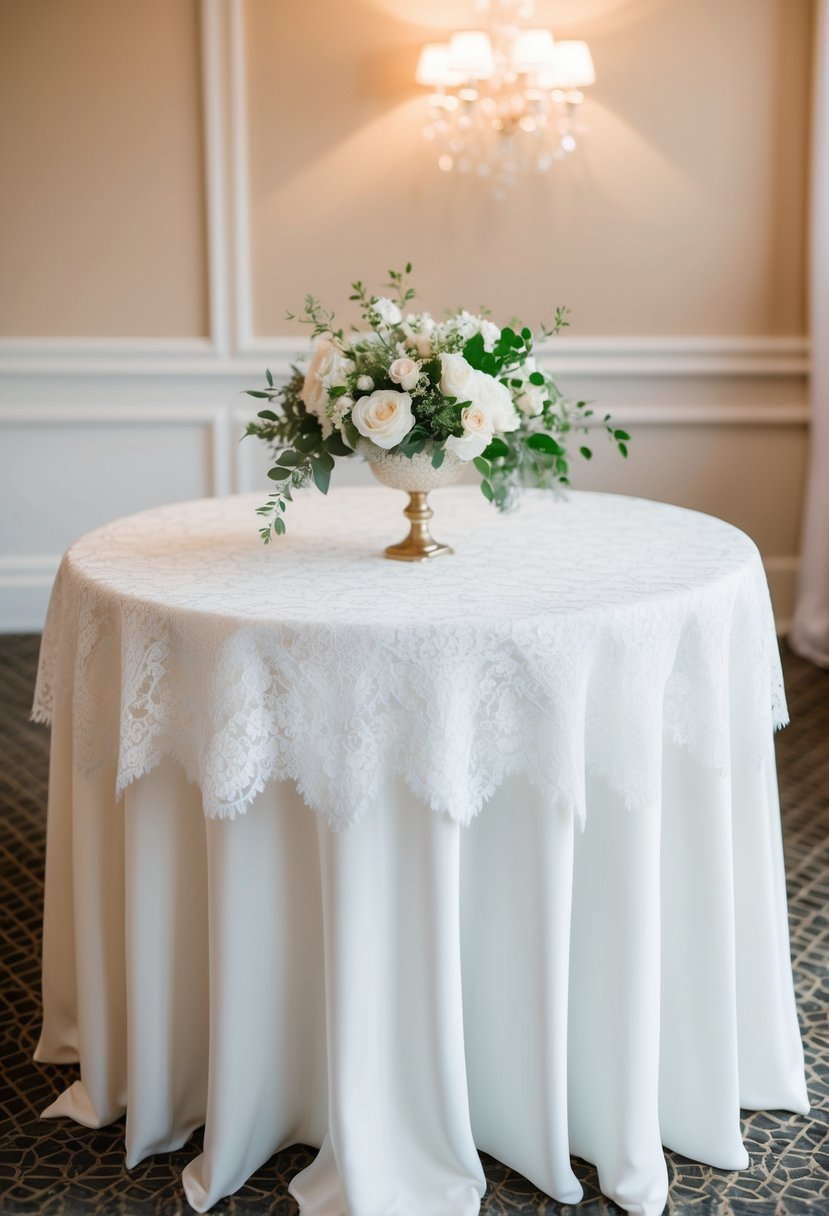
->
0, 404, 232, 497
0, 394, 810, 430
0, 334, 812, 380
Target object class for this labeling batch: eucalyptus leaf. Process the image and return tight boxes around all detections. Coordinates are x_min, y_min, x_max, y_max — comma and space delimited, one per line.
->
326, 433, 352, 457
310, 456, 332, 493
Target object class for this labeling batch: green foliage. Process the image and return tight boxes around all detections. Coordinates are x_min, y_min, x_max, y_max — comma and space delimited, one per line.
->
245, 267, 632, 539
243, 367, 352, 540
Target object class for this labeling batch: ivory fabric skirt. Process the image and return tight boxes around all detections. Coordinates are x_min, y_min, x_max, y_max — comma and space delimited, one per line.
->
35, 733, 808, 1216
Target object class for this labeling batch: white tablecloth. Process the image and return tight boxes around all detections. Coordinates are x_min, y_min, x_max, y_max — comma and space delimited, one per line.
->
33, 487, 809, 1216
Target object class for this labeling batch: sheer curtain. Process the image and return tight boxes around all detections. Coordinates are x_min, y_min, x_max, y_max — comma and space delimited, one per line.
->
791, 0, 829, 666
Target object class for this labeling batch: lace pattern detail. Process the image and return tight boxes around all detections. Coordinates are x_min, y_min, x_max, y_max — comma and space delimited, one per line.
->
32, 489, 787, 829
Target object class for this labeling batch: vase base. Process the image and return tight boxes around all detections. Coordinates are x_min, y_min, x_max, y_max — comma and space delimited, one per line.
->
384, 539, 454, 562
381, 489, 454, 562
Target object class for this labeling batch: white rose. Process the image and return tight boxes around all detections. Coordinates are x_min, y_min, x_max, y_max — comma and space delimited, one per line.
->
351, 389, 414, 449
439, 352, 479, 404
388, 357, 420, 392
357, 375, 374, 392
515, 382, 546, 417
475, 371, 520, 433
444, 404, 493, 462
372, 297, 402, 327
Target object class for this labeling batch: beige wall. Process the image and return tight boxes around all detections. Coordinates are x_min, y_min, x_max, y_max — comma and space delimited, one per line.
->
247, 0, 813, 338
0, 0, 813, 340
0, 0, 815, 630
0, 0, 207, 337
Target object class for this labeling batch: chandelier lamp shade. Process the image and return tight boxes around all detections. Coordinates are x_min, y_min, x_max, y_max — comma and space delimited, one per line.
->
415, 4, 595, 193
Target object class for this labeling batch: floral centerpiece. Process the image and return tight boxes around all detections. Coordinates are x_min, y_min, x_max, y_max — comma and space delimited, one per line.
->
246, 265, 629, 559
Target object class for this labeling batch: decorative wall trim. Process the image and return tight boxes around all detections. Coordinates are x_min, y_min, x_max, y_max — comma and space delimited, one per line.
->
241, 334, 812, 378
0, 404, 231, 497
201, 0, 232, 357
0, 395, 810, 429
0, 335, 810, 380
611, 402, 811, 425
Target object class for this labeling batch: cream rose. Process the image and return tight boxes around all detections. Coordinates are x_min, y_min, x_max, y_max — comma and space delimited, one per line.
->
388, 357, 420, 392
351, 389, 414, 449
301, 338, 354, 431
444, 404, 493, 462
372, 297, 402, 327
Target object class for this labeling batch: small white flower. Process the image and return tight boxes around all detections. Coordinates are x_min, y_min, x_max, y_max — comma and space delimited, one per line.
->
372, 297, 402, 327
388, 357, 420, 392
352, 389, 414, 449
402, 313, 435, 358
329, 395, 355, 442
357, 375, 374, 392
329, 394, 354, 423
513, 358, 547, 417
480, 319, 501, 350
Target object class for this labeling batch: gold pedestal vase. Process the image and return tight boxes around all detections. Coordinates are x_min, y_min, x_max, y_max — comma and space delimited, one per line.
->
361, 442, 464, 562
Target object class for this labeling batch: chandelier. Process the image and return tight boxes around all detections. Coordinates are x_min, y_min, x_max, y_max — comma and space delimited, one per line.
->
415, 1, 595, 195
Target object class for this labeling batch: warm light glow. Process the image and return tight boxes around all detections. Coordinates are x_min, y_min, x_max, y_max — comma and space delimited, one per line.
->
415, 8, 595, 192
415, 43, 462, 88
511, 28, 556, 73
448, 31, 495, 80
542, 40, 596, 90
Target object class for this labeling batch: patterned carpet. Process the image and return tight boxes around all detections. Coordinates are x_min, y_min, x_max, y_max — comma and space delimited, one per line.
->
0, 634, 826, 1216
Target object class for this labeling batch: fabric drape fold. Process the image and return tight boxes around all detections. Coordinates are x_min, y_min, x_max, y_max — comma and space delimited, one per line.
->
36, 757, 807, 1216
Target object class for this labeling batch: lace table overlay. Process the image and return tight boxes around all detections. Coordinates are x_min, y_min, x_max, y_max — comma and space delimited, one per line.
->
32, 488, 786, 829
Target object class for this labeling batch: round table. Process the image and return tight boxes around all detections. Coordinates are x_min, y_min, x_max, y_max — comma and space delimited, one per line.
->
32, 487, 809, 1216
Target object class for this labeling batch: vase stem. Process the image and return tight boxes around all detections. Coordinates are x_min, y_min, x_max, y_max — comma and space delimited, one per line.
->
384, 491, 453, 562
